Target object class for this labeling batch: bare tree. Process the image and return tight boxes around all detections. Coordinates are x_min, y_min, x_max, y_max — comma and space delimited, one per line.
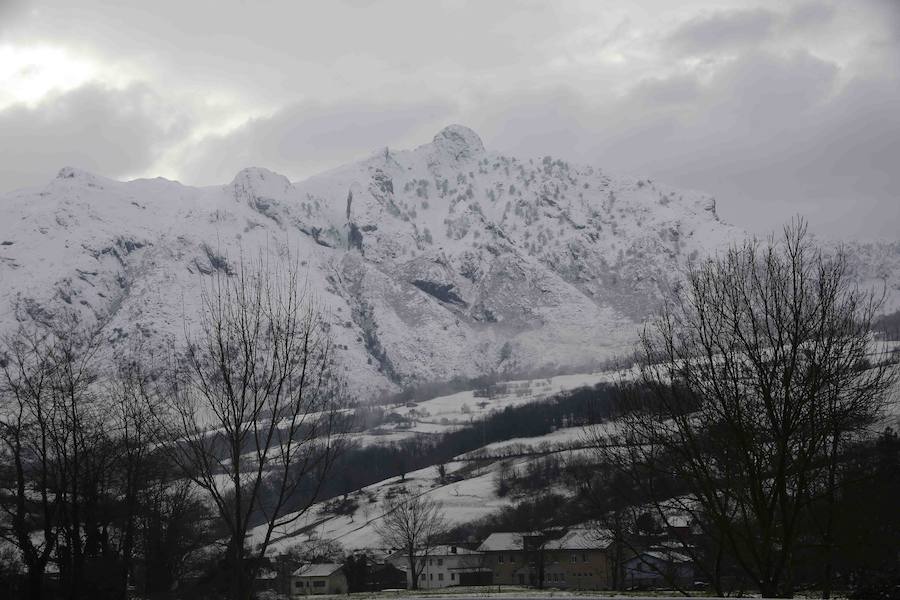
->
590, 220, 897, 598
0, 315, 120, 600
45, 320, 109, 600
157, 252, 348, 600
375, 493, 447, 590
136, 475, 211, 599
105, 354, 169, 600
0, 325, 63, 600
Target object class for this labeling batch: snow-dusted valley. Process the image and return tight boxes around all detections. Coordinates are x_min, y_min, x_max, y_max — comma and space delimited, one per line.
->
4, 125, 897, 399
251, 369, 628, 553
251, 346, 900, 557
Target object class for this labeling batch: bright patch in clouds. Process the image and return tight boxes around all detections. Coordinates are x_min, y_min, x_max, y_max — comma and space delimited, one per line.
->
0, 45, 101, 108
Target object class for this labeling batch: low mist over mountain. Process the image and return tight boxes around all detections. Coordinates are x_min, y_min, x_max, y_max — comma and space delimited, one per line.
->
1, 125, 897, 397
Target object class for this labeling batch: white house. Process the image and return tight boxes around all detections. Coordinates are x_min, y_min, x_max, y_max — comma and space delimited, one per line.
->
389, 545, 489, 589
291, 563, 348, 596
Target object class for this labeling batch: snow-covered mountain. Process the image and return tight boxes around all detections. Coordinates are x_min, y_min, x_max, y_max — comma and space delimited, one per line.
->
0, 125, 897, 397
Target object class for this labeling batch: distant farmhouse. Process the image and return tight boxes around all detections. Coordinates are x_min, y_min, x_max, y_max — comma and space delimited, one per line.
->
291, 563, 347, 596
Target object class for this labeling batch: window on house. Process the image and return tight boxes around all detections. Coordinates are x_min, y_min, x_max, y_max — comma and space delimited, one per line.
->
438, 573, 444, 581
570, 554, 577, 563
420, 574, 425, 580
582, 553, 587, 562
429, 559, 433, 566
313, 581, 325, 588
498, 554, 504, 563
451, 573, 455, 580
295, 581, 301, 588
437, 559, 443, 566
429, 573, 433, 580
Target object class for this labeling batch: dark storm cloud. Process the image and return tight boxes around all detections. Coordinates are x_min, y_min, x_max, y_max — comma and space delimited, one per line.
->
0, 83, 190, 190
665, 3, 843, 57
868, 0, 900, 39
467, 48, 899, 238
0, 0, 25, 19
784, 2, 836, 30
666, 8, 778, 55
178, 98, 454, 184
628, 75, 702, 109
0, 0, 26, 34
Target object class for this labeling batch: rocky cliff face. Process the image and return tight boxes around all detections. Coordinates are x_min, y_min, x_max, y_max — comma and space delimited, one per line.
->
1, 126, 896, 397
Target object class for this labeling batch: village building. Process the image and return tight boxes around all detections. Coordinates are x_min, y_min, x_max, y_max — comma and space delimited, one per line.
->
290, 563, 348, 596
477, 532, 542, 586
477, 528, 614, 590
389, 545, 490, 589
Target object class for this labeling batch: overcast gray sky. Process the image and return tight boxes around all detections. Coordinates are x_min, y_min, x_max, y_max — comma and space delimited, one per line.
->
1, 0, 898, 239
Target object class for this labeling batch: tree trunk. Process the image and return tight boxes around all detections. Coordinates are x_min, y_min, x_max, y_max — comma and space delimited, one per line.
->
713, 540, 725, 597
226, 537, 249, 600
26, 564, 44, 600
760, 580, 778, 599
822, 431, 841, 599
408, 554, 418, 590
537, 551, 545, 589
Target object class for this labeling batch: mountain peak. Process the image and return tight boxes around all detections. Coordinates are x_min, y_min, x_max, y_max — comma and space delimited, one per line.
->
230, 166, 291, 186
432, 124, 484, 161
56, 166, 100, 182
230, 166, 292, 202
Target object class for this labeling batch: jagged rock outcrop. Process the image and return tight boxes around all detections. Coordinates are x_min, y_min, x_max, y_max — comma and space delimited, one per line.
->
1, 127, 897, 398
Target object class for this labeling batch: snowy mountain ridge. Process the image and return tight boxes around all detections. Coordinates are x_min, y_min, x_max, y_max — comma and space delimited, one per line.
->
0, 125, 897, 397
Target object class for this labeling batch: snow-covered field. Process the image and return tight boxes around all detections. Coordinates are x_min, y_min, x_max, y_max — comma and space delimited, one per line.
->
349, 368, 636, 447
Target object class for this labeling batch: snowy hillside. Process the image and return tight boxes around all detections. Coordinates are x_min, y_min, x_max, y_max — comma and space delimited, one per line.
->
251, 346, 900, 555
248, 369, 619, 554
0, 125, 897, 397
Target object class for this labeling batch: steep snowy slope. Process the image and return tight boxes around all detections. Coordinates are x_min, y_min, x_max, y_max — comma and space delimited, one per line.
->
0, 126, 896, 397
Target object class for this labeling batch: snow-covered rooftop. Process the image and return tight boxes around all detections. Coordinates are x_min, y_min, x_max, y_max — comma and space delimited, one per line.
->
292, 563, 344, 577
545, 528, 614, 551
477, 532, 523, 552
